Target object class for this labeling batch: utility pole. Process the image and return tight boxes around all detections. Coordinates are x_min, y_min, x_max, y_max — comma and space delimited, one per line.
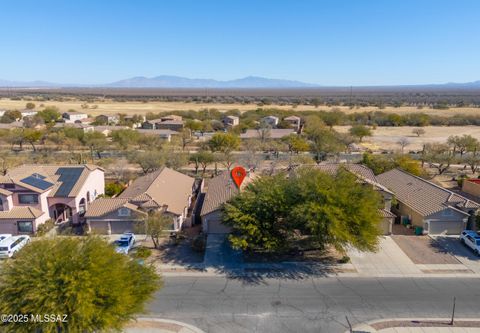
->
450, 296, 456, 326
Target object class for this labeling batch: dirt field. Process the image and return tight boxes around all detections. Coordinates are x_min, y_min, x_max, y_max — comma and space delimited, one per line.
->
335, 125, 480, 151
1, 98, 480, 117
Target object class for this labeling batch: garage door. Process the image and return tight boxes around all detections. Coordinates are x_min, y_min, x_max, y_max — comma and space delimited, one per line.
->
428, 221, 464, 235
90, 221, 110, 235
110, 221, 134, 234
206, 218, 232, 234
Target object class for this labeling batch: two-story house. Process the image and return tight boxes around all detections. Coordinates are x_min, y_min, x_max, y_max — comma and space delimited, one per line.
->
0, 164, 104, 235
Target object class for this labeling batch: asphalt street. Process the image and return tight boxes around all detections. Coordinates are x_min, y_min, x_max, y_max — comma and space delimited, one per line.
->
147, 276, 480, 333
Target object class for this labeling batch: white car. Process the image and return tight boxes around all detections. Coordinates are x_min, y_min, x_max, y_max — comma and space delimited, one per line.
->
460, 230, 480, 256
0, 235, 31, 259
114, 233, 135, 254
0, 234, 12, 242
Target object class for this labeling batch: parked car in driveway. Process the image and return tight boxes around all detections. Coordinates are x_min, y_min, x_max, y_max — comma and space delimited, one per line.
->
0, 234, 12, 242
460, 230, 480, 256
114, 232, 135, 254
0, 235, 30, 258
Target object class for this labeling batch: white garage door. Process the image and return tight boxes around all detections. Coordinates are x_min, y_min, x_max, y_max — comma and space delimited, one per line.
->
428, 221, 464, 235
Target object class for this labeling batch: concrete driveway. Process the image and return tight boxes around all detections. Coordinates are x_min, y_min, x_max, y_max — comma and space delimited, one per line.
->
431, 236, 480, 274
347, 237, 421, 276
204, 234, 243, 271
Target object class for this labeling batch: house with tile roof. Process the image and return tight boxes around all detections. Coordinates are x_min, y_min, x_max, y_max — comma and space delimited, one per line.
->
85, 167, 195, 234
313, 163, 396, 235
200, 170, 255, 234
377, 168, 480, 235
0, 164, 104, 235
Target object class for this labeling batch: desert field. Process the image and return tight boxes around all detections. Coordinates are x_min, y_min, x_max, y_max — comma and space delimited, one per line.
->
335, 125, 480, 151
1, 98, 480, 117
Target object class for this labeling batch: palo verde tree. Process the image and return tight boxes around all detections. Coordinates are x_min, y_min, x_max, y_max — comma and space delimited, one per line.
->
223, 167, 383, 253
349, 124, 372, 142
0, 237, 161, 333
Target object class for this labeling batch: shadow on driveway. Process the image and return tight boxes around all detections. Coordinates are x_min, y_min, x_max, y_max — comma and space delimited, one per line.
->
430, 236, 480, 261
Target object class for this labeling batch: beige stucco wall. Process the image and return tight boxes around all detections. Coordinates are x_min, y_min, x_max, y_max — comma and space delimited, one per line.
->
462, 180, 480, 198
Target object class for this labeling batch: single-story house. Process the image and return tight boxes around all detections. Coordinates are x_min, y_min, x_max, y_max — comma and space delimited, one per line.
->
53, 122, 94, 133
86, 167, 195, 234
200, 170, 255, 234
315, 163, 396, 235
95, 114, 119, 125
223, 115, 239, 127
62, 111, 89, 123
377, 169, 480, 235
283, 115, 301, 131
261, 116, 279, 127
136, 129, 180, 142
240, 128, 296, 140
93, 125, 129, 136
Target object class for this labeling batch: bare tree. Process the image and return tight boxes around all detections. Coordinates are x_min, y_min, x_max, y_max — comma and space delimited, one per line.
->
412, 128, 426, 137
397, 137, 410, 154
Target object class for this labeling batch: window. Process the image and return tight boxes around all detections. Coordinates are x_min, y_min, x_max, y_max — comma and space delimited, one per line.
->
118, 208, 130, 217
17, 221, 33, 233
18, 194, 38, 204
4, 184, 14, 189
0, 197, 3, 211
443, 209, 453, 217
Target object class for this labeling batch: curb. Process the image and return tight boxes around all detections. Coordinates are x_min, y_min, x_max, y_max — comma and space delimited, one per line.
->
347, 317, 480, 333
127, 317, 206, 333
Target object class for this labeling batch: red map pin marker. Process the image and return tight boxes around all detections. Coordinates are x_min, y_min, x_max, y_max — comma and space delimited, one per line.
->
231, 166, 246, 188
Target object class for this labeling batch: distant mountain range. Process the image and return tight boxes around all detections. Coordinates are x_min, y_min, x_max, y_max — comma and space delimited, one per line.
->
0, 76, 480, 89
0, 76, 319, 88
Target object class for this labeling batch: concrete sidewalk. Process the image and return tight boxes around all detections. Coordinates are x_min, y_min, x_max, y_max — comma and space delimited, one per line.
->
350, 318, 480, 333
124, 318, 205, 333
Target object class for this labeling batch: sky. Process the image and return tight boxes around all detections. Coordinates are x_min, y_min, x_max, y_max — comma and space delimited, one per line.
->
1, 0, 479, 86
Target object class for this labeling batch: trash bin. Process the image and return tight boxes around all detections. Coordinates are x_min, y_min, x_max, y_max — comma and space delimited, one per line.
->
415, 226, 423, 235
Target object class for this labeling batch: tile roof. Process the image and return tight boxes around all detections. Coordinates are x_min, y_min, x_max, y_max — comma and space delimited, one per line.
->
0, 164, 103, 197
0, 188, 13, 196
200, 171, 255, 216
380, 209, 396, 218
240, 128, 296, 139
0, 207, 44, 219
315, 163, 393, 194
84, 198, 132, 218
377, 168, 479, 217
119, 167, 195, 216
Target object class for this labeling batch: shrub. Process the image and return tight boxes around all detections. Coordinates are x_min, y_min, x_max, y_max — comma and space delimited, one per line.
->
35, 219, 55, 237
132, 246, 152, 259
191, 234, 206, 252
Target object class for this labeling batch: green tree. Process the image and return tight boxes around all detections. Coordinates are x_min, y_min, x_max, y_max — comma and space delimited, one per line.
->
208, 132, 240, 171
82, 131, 109, 160
280, 133, 307, 154
305, 125, 344, 161
0, 237, 161, 333
137, 211, 174, 248
362, 153, 423, 176
37, 106, 61, 124
130, 150, 165, 174
111, 129, 140, 149
22, 129, 44, 151
349, 125, 372, 142
189, 150, 215, 175
0, 110, 22, 123
224, 167, 382, 252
